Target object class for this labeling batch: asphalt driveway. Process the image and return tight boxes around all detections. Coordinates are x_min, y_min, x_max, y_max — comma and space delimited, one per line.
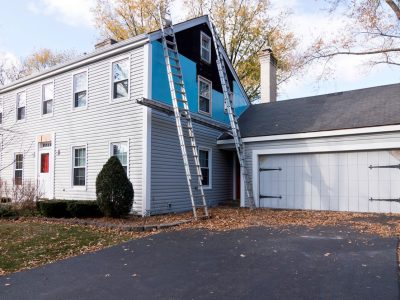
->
0, 226, 398, 300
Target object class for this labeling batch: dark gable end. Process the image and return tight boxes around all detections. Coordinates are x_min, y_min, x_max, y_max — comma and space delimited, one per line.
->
156, 22, 235, 93
234, 83, 400, 138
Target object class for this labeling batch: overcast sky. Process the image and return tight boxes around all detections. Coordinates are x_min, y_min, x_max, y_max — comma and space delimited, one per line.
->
1, 0, 399, 100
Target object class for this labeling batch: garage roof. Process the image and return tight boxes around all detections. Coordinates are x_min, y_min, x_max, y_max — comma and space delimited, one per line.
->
227, 83, 400, 138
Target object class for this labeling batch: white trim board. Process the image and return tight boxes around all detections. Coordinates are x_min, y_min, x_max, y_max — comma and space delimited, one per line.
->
217, 124, 400, 145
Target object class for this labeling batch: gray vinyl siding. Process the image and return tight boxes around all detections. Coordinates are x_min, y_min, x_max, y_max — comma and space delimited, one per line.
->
0, 46, 146, 213
228, 131, 400, 207
150, 110, 233, 214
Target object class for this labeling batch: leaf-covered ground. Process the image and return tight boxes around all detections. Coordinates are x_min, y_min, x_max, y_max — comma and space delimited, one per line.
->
1, 207, 400, 276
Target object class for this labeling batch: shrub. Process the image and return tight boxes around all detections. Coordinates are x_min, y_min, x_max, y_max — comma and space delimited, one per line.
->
0, 204, 17, 218
37, 200, 103, 218
96, 156, 134, 217
37, 200, 69, 218
66, 201, 102, 218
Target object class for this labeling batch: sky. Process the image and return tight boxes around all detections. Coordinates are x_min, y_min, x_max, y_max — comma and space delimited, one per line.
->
0, 0, 399, 100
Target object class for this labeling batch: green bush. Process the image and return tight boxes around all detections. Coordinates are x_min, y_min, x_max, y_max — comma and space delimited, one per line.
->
37, 200, 102, 218
66, 201, 102, 218
0, 204, 17, 218
37, 200, 69, 218
96, 156, 134, 217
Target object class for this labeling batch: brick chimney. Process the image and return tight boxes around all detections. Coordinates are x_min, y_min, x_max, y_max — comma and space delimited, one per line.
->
259, 47, 277, 103
95, 38, 118, 50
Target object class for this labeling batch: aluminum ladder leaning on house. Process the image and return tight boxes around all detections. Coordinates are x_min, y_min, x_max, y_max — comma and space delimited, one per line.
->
209, 21, 256, 209
158, 9, 209, 220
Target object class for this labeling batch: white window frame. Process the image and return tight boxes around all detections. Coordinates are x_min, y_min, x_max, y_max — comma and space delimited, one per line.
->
198, 76, 212, 116
72, 68, 89, 110
14, 153, 23, 186
70, 144, 87, 190
41, 80, 54, 117
109, 140, 130, 177
198, 147, 212, 189
200, 31, 211, 64
110, 55, 131, 102
16, 90, 27, 122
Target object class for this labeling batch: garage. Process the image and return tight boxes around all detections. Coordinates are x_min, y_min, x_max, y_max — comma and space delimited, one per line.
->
258, 150, 400, 213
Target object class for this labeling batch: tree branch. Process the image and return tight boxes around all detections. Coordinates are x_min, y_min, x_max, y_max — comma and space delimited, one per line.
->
385, 0, 400, 20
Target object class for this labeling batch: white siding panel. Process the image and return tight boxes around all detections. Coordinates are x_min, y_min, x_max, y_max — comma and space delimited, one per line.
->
0, 46, 146, 214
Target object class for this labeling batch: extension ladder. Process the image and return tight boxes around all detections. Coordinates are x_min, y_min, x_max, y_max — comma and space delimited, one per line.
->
158, 9, 209, 219
209, 22, 256, 209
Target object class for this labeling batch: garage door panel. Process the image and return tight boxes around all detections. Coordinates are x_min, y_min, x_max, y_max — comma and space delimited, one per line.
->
258, 149, 400, 213
329, 196, 339, 211
348, 196, 359, 212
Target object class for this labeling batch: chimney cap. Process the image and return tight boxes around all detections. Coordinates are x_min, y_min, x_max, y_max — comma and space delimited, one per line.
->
95, 38, 118, 50
259, 46, 276, 64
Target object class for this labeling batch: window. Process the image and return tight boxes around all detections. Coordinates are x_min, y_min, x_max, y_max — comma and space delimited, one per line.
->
112, 58, 129, 100
16, 91, 26, 121
40, 153, 49, 173
200, 32, 211, 63
14, 154, 23, 185
73, 71, 87, 108
42, 82, 53, 115
111, 142, 128, 173
198, 77, 212, 115
199, 149, 211, 188
72, 147, 86, 186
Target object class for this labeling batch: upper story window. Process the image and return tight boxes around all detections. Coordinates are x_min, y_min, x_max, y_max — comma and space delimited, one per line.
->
200, 32, 211, 63
16, 91, 26, 121
198, 77, 212, 115
14, 153, 23, 185
73, 71, 87, 108
111, 141, 128, 173
199, 148, 211, 188
112, 58, 129, 100
42, 82, 54, 115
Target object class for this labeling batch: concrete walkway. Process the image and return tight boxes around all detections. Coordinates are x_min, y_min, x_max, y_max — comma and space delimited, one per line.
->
1, 226, 398, 299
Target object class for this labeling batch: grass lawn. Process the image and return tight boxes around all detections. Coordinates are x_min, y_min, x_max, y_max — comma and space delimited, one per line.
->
0, 219, 137, 275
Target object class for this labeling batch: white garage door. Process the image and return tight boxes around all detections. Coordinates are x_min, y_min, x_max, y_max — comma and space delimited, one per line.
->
258, 150, 400, 213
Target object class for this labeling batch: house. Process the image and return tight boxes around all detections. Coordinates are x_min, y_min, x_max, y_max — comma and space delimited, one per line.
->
0, 16, 249, 215
0, 15, 399, 215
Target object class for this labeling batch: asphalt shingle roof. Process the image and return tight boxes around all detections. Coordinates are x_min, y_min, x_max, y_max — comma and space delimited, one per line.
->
232, 83, 400, 138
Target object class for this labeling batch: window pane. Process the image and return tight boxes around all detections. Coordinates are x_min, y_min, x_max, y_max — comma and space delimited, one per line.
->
73, 168, 85, 186
74, 72, 87, 92
113, 80, 129, 99
74, 91, 87, 107
14, 170, 23, 186
113, 59, 129, 81
201, 168, 209, 186
17, 107, 25, 120
199, 150, 208, 167
201, 34, 211, 62
17, 92, 26, 107
112, 142, 128, 166
43, 83, 53, 101
41, 153, 49, 173
15, 154, 23, 169
74, 148, 86, 167
199, 97, 210, 113
199, 81, 210, 99
43, 100, 53, 114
